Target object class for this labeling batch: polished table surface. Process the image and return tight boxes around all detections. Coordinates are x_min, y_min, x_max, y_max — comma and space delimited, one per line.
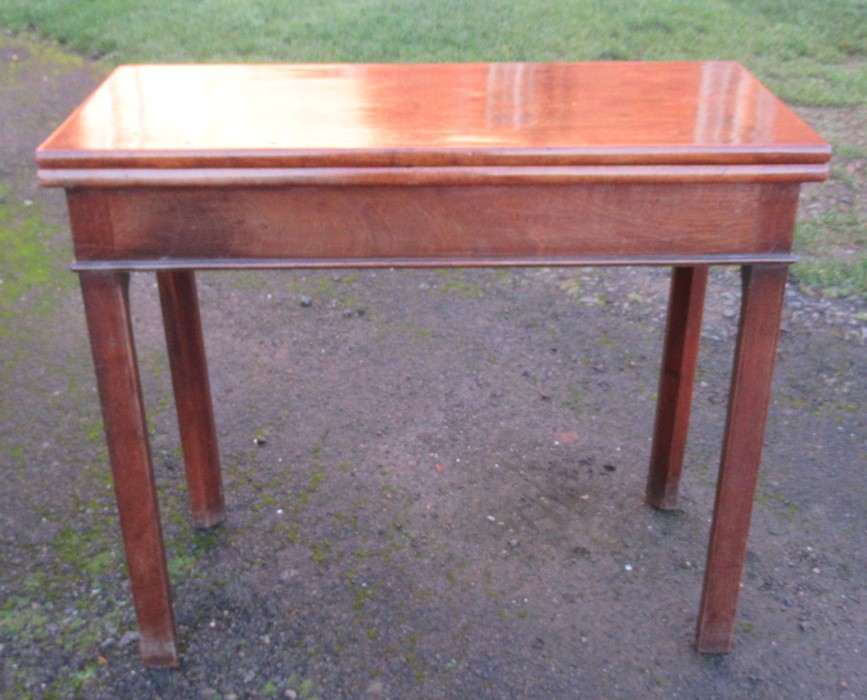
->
38, 61, 830, 667
39, 62, 828, 170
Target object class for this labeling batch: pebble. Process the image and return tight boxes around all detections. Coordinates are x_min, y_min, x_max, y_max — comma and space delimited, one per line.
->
365, 680, 386, 696
119, 631, 139, 646
299, 296, 313, 307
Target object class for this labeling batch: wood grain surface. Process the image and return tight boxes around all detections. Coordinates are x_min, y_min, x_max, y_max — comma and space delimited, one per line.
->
38, 62, 830, 175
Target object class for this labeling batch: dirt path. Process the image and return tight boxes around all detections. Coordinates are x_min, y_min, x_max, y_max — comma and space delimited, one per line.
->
1, 34, 865, 699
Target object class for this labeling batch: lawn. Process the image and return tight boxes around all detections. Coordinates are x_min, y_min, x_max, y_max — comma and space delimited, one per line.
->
1, 0, 864, 295
0, 0, 863, 104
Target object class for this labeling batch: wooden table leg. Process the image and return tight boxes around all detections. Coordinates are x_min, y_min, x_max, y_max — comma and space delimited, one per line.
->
80, 271, 179, 667
695, 264, 788, 653
646, 265, 708, 510
157, 270, 226, 529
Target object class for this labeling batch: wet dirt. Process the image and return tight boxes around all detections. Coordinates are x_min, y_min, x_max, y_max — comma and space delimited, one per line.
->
1, 34, 865, 700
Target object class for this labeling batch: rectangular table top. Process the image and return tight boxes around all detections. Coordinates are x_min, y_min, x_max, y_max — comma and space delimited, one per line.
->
38, 61, 829, 177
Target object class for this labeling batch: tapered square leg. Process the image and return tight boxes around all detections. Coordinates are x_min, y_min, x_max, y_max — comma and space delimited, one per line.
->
646, 266, 708, 510
80, 271, 179, 667
157, 270, 225, 529
695, 264, 788, 653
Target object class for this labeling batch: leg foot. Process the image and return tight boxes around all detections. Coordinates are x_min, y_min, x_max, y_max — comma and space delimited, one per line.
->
80, 271, 180, 667
646, 266, 708, 510
695, 264, 787, 653
158, 270, 225, 529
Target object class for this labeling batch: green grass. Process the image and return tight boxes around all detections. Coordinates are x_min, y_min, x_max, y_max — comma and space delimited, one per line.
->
0, 0, 863, 104
0, 186, 71, 334
793, 208, 867, 297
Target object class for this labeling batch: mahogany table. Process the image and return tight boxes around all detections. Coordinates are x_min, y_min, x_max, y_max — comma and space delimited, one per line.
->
37, 61, 830, 667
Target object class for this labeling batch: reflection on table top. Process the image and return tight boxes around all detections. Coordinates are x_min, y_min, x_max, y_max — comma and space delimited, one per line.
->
37, 61, 830, 170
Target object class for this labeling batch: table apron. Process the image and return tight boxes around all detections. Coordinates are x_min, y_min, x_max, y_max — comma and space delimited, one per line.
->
67, 181, 800, 264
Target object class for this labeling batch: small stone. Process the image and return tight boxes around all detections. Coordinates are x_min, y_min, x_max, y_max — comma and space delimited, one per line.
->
299, 296, 313, 307
365, 680, 386, 695
285, 690, 298, 699
119, 631, 140, 646
509, 539, 519, 548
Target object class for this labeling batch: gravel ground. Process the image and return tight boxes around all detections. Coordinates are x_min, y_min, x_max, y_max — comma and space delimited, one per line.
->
1, 34, 865, 700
